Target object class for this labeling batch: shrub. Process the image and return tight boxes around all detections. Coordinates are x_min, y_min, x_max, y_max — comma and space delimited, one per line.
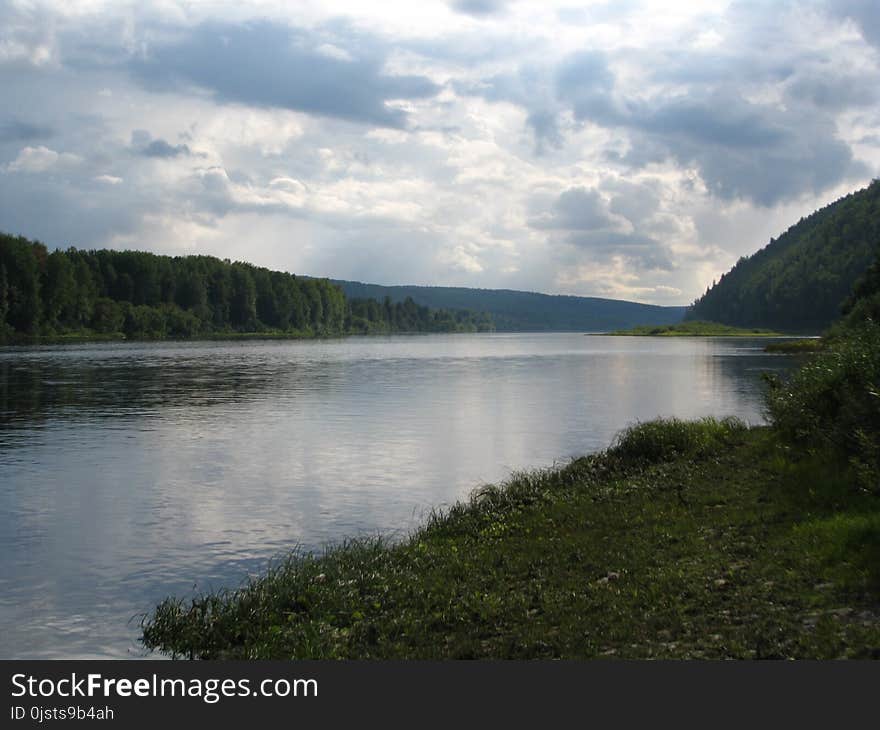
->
90, 298, 125, 333
765, 323, 880, 490
162, 304, 203, 338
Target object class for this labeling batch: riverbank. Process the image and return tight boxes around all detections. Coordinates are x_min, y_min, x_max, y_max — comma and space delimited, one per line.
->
764, 338, 825, 353
141, 417, 880, 659
0, 328, 483, 346
604, 321, 785, 336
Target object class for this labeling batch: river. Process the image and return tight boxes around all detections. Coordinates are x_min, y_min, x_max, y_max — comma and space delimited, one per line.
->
0, 333, 794, 658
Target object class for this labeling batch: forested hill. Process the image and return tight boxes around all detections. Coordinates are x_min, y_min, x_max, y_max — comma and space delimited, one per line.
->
687, 181, 880, 332
332, 280, 687, 332
0, 234, 493, 340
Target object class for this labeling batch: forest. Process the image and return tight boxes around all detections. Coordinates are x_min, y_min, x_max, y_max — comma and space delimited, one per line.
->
0, 233, 493, 341
686, 180, 880, 332
334, 279, 686, 332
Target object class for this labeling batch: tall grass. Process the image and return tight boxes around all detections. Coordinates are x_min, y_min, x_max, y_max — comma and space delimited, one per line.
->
609, 416, 747, 465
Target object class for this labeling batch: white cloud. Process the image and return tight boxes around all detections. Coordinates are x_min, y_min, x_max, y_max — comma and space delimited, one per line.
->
5, 146, 81, 173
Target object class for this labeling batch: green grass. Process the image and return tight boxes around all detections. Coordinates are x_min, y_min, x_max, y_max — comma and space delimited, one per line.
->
605, 321, 784, 337
141, 417, 880, 659
764, 339, 825, 353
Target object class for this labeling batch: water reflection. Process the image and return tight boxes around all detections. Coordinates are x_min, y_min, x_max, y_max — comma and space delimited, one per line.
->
0, 334, 795, 658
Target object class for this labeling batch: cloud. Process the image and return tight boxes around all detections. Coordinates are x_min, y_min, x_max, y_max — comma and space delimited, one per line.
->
626, 93, 862, 206
530, 187, 615, 231
605, 179, 661, 226
130, 21, 441, 128
130, 130, 191, 158
553, 63, 863, 206
525, 109, 563, 152
555, 51, 617, 124
5, 145, 81, 173
567, 230, 675, 271
449, 0, 511, 17
0, 120, 53, 142
828, 0, 880, 48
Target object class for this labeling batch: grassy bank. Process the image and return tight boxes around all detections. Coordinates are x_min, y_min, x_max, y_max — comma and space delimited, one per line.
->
764, 339, 825, 353
141, 417, 880, 659
604, 321, 785, 336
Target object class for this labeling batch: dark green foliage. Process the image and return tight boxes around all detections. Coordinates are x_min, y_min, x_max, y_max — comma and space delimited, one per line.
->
0, 233, 44, 334
90, 298, 125, 334
0, 232, 493, 341
334, 279, 686, 332
347, 295, 493, 334
840, 255, 880, 329
0, 263, 10, 340
687, 180, 880, 332
765, 323, 880, 491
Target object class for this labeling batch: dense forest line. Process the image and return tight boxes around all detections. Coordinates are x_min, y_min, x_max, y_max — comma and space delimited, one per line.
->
686, 180, 880, 332
332, 280, 687, 331
0, 233, 493, 341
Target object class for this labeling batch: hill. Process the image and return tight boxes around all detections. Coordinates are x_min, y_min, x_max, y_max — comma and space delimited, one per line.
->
331, 280, 687, 332
0, 233, 493, 341
686, 181, 880, 332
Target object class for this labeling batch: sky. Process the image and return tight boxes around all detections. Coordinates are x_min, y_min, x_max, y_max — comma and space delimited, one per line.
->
1, 0, 878, 305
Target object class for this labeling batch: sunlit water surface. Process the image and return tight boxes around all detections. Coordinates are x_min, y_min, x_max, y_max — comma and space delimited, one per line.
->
0, 333, 796, 658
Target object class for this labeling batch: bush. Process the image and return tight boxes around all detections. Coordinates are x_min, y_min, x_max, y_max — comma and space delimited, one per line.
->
124, 304, 167, 338
162, 304, 203, 339
90, 298, 125, 334
765, 323, 880, 490
609, 416, 747, 465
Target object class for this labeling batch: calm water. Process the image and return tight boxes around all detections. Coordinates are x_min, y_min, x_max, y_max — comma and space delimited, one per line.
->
0, 333, 794, 658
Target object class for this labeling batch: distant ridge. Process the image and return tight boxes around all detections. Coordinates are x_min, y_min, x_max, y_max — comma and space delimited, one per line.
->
332, 280, 687, 332
687, 180, 880, 332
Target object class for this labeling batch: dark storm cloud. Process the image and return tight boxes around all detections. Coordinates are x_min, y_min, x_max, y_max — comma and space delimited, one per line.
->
129, 21, 441, 128
130, 130, 191, 159
622, 93, 861, 206
143, 139, 190, 158
554, 51, 617, 124
786, 71, 879, 110
0, 120, 53, 143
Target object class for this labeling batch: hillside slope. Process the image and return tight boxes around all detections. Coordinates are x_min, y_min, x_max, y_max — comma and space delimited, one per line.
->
687, 181, 880, 332
332, 281, 687, 332
0, 233, 493, 340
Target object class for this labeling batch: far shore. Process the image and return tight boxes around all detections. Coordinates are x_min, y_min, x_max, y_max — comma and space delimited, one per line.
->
596, 321, 790, 337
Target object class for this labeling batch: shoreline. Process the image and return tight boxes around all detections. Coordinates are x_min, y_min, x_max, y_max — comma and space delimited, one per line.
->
0, 328, 492, 346
141, 416, 880, 659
